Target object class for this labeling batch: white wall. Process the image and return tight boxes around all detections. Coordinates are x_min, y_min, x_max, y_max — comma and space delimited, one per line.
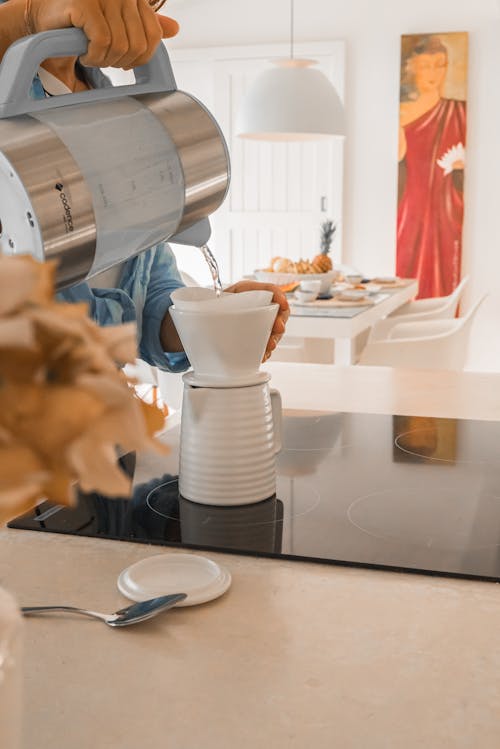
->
166, 0, 500, 370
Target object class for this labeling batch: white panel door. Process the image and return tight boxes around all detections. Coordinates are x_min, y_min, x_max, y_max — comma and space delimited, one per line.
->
169, 41, 345, 284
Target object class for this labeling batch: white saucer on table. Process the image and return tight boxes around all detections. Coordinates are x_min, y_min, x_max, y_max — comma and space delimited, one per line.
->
372, 276, 399, 284
336, 289, 368, 302
364, 283, 382, 294
117, 553, 232, 607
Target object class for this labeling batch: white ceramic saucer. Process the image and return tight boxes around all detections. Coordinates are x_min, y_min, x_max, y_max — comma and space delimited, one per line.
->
117, 553, 231, 607
336, 289, 367, 302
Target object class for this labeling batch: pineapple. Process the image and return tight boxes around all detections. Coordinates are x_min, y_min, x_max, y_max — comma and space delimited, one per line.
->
312, 219, 336, 273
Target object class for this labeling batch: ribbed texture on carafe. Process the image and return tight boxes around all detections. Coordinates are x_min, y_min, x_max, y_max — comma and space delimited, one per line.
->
179, 384, 278, 505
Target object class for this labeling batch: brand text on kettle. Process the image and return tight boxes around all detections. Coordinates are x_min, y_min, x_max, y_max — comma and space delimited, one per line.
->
55, 183, 74, 233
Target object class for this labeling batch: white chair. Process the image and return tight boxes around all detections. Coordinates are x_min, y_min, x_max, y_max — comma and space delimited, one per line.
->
369, 276, 469, 341
358, 294, 487, 370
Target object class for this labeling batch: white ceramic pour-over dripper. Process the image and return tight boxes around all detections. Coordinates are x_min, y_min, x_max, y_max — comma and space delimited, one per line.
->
171, 287, 273, 312
169, 290, 278, 386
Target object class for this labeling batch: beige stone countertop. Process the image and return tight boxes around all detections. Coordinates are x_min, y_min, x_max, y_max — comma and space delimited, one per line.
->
2, 364, 500, 749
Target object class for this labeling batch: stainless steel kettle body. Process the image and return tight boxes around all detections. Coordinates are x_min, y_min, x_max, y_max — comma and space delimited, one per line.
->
0, 29, 230, 287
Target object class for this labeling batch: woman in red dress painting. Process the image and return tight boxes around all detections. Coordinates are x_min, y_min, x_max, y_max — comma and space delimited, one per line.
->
397, 35, 467, 299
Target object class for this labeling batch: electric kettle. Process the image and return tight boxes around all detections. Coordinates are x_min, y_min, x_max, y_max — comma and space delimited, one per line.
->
0, 29, 230, 287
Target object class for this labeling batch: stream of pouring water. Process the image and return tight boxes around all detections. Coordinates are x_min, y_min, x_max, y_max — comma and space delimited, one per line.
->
200, 244, 223, 296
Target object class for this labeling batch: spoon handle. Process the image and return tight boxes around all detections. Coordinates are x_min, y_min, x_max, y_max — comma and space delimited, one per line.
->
21, 594, 188, 625
21, 606, 108, 622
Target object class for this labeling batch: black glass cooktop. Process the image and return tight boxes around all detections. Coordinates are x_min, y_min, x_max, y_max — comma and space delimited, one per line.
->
9, 411, 500, 583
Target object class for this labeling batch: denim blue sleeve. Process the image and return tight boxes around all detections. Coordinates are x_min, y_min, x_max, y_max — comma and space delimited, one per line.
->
137, 244, 190, 372
57, 283, 137, 326
58, 245, 190, 373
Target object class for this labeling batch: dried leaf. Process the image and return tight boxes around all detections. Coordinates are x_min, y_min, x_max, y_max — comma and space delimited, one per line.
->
40, 465, 76, 507
27, 301, 89, 336
27, 258, 57, 306
0, 485, 45, 526
0, 346, 44, 383
68, 436, 131, 496
0, 384, 106, 458
0, 255, 41, 315
98, 323, 139, 365
76, 373, 131, 408
0, 318, 35, 349
0, 254, 166, 524
0, 426, 12, 445
0, 445, 47, 489
138, 398, 169, 440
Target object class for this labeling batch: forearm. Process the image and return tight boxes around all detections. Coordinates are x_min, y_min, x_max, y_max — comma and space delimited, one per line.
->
0, 0, 27, 62
159, 311, 184, 354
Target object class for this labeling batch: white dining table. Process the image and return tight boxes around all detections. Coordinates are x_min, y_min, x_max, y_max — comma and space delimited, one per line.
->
284, 278, 419, 364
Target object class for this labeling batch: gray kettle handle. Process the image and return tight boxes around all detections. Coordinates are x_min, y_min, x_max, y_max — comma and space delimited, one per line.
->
0, 28, 177, 118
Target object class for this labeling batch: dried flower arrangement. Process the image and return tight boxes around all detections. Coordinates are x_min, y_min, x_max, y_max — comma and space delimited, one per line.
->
0, 255, 166, 525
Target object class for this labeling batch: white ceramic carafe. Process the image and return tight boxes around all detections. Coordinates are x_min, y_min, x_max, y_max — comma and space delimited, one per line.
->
179, 378, 282, 505
169, 289, 283, 506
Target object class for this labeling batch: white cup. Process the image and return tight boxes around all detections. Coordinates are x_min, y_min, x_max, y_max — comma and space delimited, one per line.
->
295, 289, 318, 304
299, 280, 322, 296
346, 274, 363, 285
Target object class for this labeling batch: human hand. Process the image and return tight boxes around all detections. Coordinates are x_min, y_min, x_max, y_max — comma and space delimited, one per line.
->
224, 280, 290, 362
27, 0, 179, 69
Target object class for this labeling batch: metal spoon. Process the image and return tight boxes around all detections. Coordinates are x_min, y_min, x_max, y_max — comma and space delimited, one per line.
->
21, 594, 187, 627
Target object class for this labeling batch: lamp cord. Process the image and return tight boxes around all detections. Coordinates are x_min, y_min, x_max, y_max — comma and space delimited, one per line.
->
290, 0, 294, 59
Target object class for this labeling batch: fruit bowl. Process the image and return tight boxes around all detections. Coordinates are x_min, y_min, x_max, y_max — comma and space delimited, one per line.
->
254, 269, 339, 295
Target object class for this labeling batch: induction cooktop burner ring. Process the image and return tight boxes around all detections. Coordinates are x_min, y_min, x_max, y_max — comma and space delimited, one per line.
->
394, 428, 474, 465
145, 478, 321, 525
346, 486, 500, 552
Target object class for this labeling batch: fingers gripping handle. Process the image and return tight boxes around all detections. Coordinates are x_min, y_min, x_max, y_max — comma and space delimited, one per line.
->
0, 28, 88, 105
0, 28, 177, 118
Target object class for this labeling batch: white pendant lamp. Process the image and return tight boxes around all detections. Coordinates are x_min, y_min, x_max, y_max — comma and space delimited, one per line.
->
236, 0, 345, 141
